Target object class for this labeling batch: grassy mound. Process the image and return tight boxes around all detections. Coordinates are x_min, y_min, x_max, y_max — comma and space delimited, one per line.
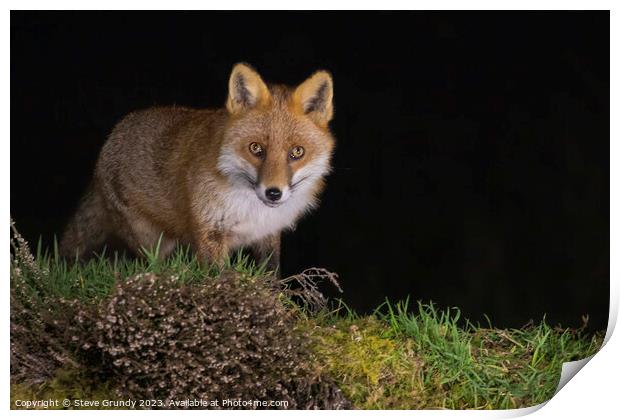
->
306, 301, 600, 409
10, 222, 602, 409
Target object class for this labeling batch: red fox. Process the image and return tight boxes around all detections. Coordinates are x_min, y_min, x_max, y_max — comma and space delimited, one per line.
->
59, 63, 335, 270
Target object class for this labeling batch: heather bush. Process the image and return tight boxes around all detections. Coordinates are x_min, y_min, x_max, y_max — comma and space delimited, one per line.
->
65, 271, 323, 403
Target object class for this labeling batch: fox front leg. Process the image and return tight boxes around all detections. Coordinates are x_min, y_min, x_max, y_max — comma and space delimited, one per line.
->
251, 233, 281, 275
194, 228, 229, 267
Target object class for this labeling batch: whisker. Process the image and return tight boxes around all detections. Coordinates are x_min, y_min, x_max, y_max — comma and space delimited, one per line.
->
236, 171, 257, 188
291, 175, 311, 191
290, 175, 310, 192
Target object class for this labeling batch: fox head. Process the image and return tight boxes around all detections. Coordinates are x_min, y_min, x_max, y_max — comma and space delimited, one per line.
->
217, 63, 335, 209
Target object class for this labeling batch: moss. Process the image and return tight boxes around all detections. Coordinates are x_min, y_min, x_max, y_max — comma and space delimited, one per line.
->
11, 369, 117, 410
307, 317, 429, 409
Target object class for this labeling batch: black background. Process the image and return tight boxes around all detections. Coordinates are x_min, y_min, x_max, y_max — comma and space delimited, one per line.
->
10, 12, 609, 330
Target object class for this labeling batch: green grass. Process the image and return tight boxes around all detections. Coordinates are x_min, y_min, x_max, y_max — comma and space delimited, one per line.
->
25, 238, 269, 301
11, 239, 603, 410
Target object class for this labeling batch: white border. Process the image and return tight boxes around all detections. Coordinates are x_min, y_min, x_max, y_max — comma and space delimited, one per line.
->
1, 1, 618, 10
3, 3, 616, 419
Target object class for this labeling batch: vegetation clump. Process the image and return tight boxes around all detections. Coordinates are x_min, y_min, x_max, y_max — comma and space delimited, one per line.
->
307, 299, 603, 409
66, 270, 344, 406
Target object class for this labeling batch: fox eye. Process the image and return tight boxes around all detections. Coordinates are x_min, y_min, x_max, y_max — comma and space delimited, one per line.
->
249, 142, 264, 156
289, 146, 305, 160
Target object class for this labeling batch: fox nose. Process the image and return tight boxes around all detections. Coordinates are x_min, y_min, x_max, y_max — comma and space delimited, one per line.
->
265, 187, 282, 202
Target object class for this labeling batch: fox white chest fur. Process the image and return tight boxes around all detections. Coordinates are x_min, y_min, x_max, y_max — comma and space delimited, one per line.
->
209, 184, 314, 249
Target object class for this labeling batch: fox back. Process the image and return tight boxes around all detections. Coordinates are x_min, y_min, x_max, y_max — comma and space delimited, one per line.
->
60, 63, 335, 270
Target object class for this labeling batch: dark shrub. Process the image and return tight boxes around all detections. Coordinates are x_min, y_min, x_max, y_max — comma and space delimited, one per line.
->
64, 271, 349, 407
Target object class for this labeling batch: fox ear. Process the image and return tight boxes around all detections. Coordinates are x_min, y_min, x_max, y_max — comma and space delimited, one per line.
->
293, 70, 334, 127
226, 63, 271, 114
